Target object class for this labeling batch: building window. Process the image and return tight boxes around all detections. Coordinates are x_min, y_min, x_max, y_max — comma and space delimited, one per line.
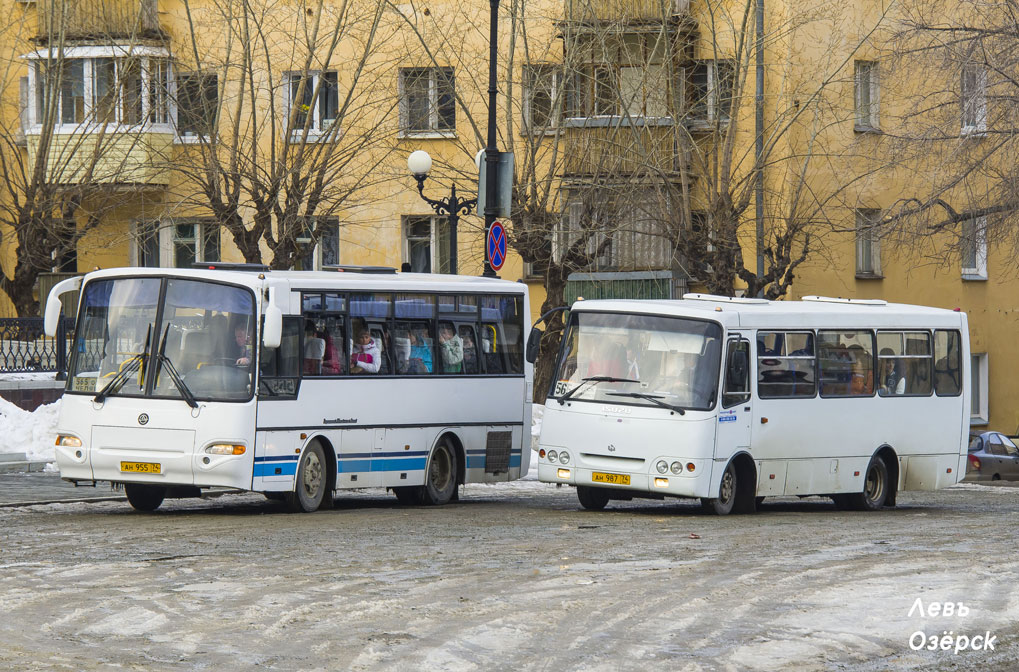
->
971, 352, 988, 425
523, 64, 563, 130
176, 71, 218, 140
854, 60, 879, 131
295, 218, 340, 270
399, 67, 455, 134
403, 216, 449, 273
961, 215, 987, 279
555, 189, 671, 271
688, 60, 735, 124
136, 221, 161, 267
173, 220, 220, 268
32, 56, 171, 128
285, 71, 338, 135
961, 64, 987, 135
855, 208, 882, 277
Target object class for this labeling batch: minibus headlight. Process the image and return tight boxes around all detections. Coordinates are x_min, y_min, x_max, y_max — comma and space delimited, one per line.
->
559, 451, 570, 465
670, 461, 682, 475
547, 450, 558, 463
656, 460, 668, 474
205, 444, 246, 455
55, 435, 82, 448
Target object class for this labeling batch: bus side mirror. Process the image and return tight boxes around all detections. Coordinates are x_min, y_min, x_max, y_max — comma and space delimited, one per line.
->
43, 276, 82, 337
263, 286, 283, 349
525, 327, 543, 364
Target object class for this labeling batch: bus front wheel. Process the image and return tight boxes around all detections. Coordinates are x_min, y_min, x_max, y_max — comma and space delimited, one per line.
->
577, 486, 610, 511
848, 455, 889, 511
125, 484, 165, 512
701, 462, 737, 515
287, 443, 328, 513
421, 439, 457, 506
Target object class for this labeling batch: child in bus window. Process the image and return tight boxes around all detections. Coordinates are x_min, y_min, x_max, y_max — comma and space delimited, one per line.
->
438, 323, 463, 373
878, 349, 905, 395
460, 327, 478, 374
303, 320, 325, 375
408, 328, 432, 374
350, 330, 381, 374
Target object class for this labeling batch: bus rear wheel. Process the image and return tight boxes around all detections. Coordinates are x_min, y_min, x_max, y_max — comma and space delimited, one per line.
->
848, 455, 889, 511
701, 462, 737, 515
421, 439, 457, 506
577, 486, 610, 511
287, 443, 327, 513
125, 484, 165, 512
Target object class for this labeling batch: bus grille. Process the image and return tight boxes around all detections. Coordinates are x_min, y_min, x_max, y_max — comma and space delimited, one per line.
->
485, 431, 513, 474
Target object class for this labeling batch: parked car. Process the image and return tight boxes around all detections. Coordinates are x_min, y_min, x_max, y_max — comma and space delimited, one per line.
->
966, 431, 1019, 481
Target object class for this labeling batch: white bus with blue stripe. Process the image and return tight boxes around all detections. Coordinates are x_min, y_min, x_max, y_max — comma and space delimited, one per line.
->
44, 265, 531, 512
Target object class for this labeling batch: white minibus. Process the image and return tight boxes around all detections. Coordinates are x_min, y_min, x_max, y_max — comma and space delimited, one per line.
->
45, 265, 531, 512
534, 294, 968, 514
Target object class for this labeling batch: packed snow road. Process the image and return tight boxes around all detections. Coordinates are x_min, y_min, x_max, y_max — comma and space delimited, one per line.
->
0, 479, 1016, 671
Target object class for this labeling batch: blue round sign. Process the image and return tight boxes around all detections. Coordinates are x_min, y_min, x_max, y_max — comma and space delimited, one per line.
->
487, 221, 507, 272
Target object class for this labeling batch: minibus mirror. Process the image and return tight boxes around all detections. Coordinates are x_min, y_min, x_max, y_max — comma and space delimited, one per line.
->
43, 276, 82, 337
525, 327, 543, 363
263, 304, 282, 349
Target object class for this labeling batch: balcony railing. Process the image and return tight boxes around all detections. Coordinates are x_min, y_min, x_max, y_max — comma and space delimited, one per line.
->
565, 0, 690, 24
561, 117, 687, 176
37, 0, 160, 42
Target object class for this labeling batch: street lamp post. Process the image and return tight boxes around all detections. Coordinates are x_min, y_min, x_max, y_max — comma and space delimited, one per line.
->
482, 0, 500, 277
407, 150, 476, 275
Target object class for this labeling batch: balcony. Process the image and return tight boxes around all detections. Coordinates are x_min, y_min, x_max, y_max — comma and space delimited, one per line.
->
37, 0, 161, 43
565, 0, 691, 24
561, 118, 687, 176
26, 130, 172, 185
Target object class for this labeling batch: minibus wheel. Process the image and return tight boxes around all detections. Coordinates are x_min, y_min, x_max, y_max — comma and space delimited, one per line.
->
848, 455, 889, 511
701, 462, 737, 515
125, 483, 165, 512
421, 439, 457, 505
577, 486, 610, 511
288, 443, 327, 512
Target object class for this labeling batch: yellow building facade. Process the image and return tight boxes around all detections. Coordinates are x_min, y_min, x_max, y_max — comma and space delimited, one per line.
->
0, 0, 1011, 428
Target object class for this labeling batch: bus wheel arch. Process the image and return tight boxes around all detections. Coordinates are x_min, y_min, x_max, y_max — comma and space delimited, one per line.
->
702, 452, 757, 515
311, 435, 337, 509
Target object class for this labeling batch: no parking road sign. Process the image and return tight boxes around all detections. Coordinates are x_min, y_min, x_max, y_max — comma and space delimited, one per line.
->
487, 221, 507, 272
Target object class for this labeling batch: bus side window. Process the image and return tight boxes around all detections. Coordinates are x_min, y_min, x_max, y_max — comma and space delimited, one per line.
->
482, 323, 504, 374
722, 339, 750, 408
933, 330, 961, 396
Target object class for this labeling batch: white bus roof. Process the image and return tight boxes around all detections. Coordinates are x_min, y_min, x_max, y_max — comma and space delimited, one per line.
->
569, 295, 966, 330
79, 267, 526, 294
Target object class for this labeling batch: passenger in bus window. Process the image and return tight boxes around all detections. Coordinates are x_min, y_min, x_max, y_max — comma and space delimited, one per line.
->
878, 349, 905, 395
460, 327, 478, 374
408, 328, 432, 374
350, 330, 381, 374
303, 320, 325, 375
438, 323, 463, 373
322, 330, 341, 374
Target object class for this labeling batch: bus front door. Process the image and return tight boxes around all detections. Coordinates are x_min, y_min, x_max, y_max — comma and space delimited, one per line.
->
716, 335, 752, 465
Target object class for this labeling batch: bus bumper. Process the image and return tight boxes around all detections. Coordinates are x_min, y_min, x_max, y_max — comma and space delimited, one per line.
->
538, 460, 710, 498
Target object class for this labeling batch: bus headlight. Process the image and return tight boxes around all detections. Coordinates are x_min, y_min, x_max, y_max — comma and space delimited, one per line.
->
55, 435, 82, 448
670, 461, 682, 475
205, 444, 246, 455
656, 460, 668, 474
547, 450, 558, 463
558, 451, 570, 465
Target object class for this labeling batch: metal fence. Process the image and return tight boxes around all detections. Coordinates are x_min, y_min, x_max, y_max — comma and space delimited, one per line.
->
0, 317, 74, 376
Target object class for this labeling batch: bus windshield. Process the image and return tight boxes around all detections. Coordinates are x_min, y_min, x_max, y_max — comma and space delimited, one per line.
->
552, 312, 723, 411
68, 277, 256, 401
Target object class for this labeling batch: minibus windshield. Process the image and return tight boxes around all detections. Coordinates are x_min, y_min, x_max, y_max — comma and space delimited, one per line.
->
551, 312, 723, 411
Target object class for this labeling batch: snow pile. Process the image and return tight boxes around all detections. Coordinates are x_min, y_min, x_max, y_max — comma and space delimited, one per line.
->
530, 403, 543, 452
0, 396, 60, 462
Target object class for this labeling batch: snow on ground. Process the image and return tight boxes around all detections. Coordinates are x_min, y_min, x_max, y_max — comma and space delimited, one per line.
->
0, 372, 59, 383
0, 396, 60, 463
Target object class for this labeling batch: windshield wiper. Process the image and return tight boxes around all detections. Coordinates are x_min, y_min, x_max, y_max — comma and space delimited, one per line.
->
605, 391, 687, 415
153, 323, 198, 409
557, 376, 639, 405
93, 324, 151, 403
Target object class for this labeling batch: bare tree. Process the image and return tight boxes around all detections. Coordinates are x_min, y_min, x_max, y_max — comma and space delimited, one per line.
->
877, 0, 1019, 270
167, 0, 401, 269
0, 0, 164, 315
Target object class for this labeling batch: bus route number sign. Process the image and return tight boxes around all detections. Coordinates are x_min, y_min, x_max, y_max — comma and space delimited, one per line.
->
487, 221, 507, 272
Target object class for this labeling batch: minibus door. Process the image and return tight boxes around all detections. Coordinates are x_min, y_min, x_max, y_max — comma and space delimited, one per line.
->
716, 335, 752, 462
